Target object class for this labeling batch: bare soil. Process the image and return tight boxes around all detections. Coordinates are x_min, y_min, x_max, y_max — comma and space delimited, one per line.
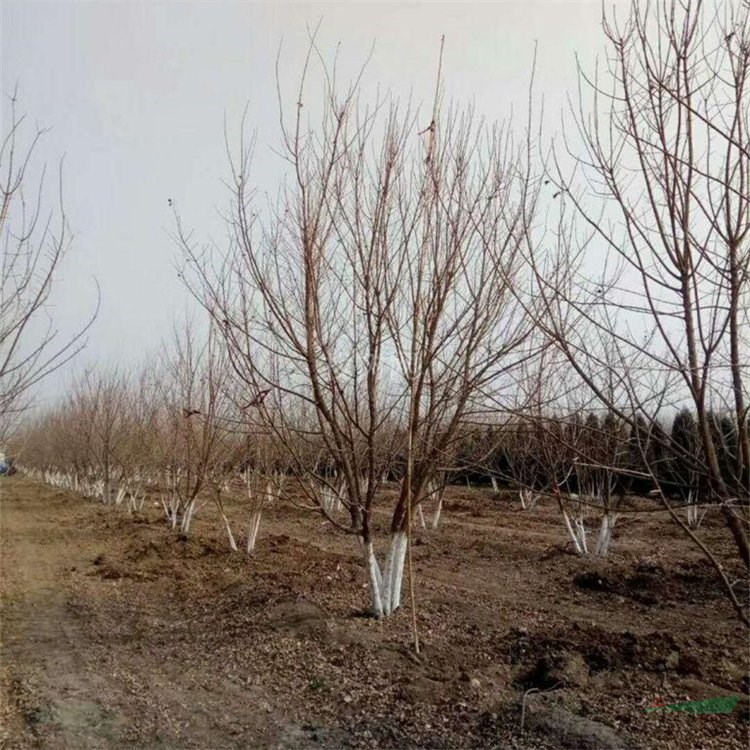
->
1, 476, 748, 749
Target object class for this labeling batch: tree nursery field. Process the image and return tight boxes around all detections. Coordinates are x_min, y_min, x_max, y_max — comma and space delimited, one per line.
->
2, 2, 750, 749
1, 476, 747, 750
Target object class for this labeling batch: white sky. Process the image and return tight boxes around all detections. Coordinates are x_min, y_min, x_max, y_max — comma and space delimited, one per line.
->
1, 0, 628, 403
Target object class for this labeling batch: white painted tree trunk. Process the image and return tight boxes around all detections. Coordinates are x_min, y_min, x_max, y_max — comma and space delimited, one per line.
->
365, 541, 385, 619
160, 494, 180, 528
594, 513, 618, 557
562, 510, 588, 554
361, 532, 408, 618
114, 485, 127, 506
432, 496, 443, 529
127, 491, 145, 513
685, 491, 707, 529
417, 505, 426, 529
246, 508, 262, 554
322, 485, 333, 514
686, 503, 707, 528
221, 512, 238, 552
321, 483, 342, 515
243, 477, 271, 554
387, 531, 408, 612
575, 518, 588, 554
490, 475, 499, 494
181, 498, 198, 533
519, 488, 539, 510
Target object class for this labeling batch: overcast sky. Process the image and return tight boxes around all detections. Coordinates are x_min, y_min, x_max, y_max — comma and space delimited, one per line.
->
2, 1, 627, 403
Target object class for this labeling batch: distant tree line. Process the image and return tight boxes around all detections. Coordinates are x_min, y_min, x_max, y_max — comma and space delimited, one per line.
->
446, 410, 747, 503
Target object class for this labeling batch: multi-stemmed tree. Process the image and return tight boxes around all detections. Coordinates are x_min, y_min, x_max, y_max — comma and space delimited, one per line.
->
179, 42, 542, 625
156, 321, 237, 536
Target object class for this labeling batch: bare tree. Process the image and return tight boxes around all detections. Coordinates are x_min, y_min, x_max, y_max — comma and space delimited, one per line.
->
101, 365, 162, 513
68, 367, 132, 504
529, 0, 749, 621
0, 91, 95, 441
157, 321, 235, 536
179, 41, 541, 626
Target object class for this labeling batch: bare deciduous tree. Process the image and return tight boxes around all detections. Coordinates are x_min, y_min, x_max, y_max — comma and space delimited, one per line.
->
179, 42, 541, 628
529, 0, 749, 622
75, 368, 128, 503
157, 322, 235, 535
0, 91, 96, 441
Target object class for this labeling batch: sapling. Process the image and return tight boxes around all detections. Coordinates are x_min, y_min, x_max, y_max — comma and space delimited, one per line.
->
518, 487, 539, 511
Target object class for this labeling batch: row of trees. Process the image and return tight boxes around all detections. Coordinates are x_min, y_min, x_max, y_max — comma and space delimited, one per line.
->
461, 409, 748, 501
17, 324, 288, 546
176, 0, 749, 627
16, 344, 747, 616
179, 0, 750, 628
21, 352, 744, 511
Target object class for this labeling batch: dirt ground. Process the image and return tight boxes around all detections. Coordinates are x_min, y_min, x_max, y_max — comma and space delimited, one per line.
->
0, 476, 748, 750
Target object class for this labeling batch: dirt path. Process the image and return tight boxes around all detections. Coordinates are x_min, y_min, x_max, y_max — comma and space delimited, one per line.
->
0, 480, 124, 748
0, 480, 306, 750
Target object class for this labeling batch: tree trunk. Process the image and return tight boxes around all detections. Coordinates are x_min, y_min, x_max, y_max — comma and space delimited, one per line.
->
361, 532, 408, 618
